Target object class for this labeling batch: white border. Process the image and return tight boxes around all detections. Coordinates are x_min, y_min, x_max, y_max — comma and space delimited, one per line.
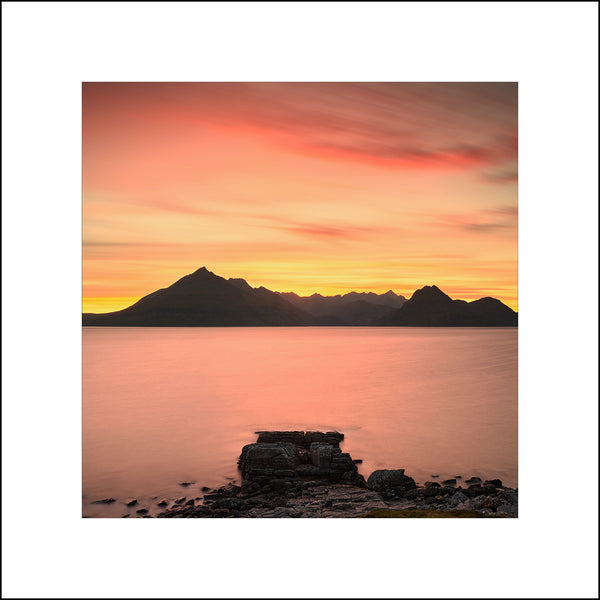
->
2, 2, 598, 599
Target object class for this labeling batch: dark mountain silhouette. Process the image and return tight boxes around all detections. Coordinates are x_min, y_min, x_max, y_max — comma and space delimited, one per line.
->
380, 285, 518, 326
83, 269, 517, 327
279, 289, 406, 324
82, 267, 315, 326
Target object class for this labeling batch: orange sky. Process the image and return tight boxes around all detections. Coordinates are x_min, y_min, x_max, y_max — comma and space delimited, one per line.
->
83, 83, 518, 313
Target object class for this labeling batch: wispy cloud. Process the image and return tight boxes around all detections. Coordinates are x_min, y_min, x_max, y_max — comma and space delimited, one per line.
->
84, 82, 518, 175
433, 204, 518, 234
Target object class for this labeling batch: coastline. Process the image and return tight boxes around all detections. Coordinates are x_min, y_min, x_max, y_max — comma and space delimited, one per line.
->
85, 431, 517, 518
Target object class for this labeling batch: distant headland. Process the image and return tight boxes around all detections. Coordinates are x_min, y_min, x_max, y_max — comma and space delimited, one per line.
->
82, 267, 517, 327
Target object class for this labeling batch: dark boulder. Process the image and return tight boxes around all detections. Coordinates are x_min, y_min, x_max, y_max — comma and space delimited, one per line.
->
305, 431, 344, 448
366, 469, 416, 495
238, 442, 300, 480
255, 430, 344, 449
485, 479, 503, 488
309, 442, 359, 482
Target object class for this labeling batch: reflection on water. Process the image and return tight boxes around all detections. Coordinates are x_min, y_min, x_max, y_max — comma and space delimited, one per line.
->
83, 327, 517, 517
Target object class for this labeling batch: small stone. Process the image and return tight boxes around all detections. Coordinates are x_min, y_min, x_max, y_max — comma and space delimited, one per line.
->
442, 479, 457, 486
157, 499, 169, 506
425, 481, 441, 488
185, 498, 195, 506
92, 498, 115, 504
174, 497, 186, 505
485, 479, 503, 488
125, 498, 137, 506
431, 474, 440, 478
466, 477, 482, 485
201, 486, 211, 492
136, 508, 148, 515
178, 482, 194, 487
497, 504, 517, 516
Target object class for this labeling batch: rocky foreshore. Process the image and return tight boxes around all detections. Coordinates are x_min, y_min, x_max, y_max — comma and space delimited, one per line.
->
111, 432, 518, 518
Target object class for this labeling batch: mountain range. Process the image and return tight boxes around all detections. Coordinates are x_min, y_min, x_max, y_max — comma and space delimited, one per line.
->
82, 267, 517, 327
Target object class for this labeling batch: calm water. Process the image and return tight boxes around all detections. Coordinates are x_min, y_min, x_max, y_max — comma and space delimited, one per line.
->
83, 327, 517, 517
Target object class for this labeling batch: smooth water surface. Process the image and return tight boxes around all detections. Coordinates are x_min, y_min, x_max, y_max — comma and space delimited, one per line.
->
83, 327, 517, 517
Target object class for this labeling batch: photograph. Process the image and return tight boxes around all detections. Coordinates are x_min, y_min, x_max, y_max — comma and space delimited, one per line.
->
82, 82, 518, 519
4, 2, 597, 598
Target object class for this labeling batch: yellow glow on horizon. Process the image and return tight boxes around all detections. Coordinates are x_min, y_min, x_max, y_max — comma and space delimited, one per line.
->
83, 297, 141, 314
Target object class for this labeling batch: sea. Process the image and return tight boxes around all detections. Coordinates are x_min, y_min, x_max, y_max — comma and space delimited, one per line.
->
82, 327, 517, 517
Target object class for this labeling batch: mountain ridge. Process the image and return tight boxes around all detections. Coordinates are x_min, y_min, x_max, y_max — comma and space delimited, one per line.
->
83, 267, 517, 327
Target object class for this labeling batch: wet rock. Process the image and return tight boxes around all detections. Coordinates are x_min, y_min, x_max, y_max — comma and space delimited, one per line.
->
255, 430, 344, 449
481, 496, 503, 511
464, 484, 496, 497
497, 504, 517, 516
125, 498, 137, 506
366, 469, 404, 490
296, 464, 321, 477
238, 442, 300, 480
305, 431, 344, 448
240, 481, 261, 495
485, 479, 503, 488
256, 431, 306, 447
310, 442, 335, 467
298, 449, 310, 464
366, 469, 416, 497
449, 491, 468, 507
498, 491, 518, 505
423, 486, 441, 498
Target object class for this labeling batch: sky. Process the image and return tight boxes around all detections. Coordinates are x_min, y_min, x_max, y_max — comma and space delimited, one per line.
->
83, 82, 518, 313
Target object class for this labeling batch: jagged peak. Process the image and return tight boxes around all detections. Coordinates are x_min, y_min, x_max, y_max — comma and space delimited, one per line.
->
409, 284, 452, 302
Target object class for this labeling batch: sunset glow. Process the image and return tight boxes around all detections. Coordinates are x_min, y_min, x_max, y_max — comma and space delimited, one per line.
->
83, 83, 518, 313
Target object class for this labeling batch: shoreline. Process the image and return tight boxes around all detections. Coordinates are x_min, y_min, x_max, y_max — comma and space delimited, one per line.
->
85, 431, 517, 518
